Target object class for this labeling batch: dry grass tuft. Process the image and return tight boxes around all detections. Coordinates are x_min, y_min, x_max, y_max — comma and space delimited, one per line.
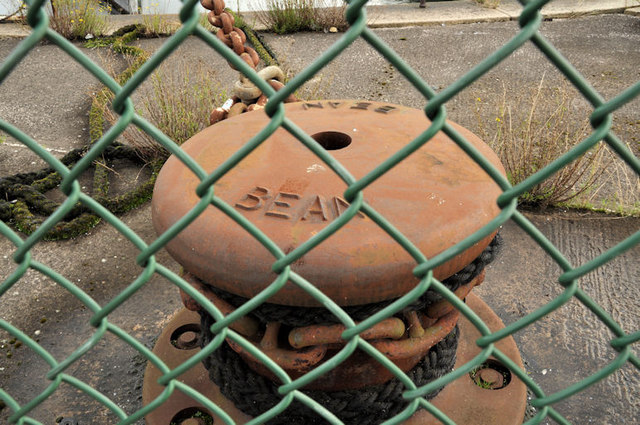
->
475, 76, 611, 210
255, 0, 348, 34
49, 0, 109, 39
99, 60, 227, 159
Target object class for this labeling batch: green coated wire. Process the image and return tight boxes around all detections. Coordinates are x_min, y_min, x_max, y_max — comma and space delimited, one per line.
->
0, 0, 638, 423
173, 380, 237, 425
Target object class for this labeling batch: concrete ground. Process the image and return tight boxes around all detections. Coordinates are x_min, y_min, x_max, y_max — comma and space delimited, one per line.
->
1, 2, 639, 424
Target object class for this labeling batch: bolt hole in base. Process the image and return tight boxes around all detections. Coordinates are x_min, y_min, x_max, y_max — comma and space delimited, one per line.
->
170, 407, 214, 425
170, 324, 201, 350
312, 131, 352, 150
144, 295, 527, 425
469, 359, 512, 390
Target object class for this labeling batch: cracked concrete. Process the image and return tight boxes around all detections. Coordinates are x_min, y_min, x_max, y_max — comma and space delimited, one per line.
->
1, 4, 639, 425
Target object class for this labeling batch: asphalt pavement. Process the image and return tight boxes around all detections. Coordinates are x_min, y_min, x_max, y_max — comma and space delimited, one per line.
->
1, 1, 639, 424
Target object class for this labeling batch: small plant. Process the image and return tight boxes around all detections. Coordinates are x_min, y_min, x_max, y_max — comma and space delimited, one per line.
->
471, 371, 494, 389
98, 60, 227, 159
474, 76, 611, 210
142, 14, 176, 37
141, 2, 179, 36
255, 0, 347, 34
474, 0, 501, 8
49, 0, 109, 39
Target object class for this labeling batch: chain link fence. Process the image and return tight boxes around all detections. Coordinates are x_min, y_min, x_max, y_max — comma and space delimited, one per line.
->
1, 0, 639, 424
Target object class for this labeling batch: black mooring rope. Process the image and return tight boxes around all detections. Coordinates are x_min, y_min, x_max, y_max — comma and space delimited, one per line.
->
202, 233, 502, 327
200, 311, 459, 425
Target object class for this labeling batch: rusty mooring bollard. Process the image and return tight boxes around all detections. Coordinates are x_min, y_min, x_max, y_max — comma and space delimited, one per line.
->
143, 100, 527, 424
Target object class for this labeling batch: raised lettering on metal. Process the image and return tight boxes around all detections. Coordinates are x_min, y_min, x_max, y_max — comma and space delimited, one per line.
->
303, 102, 324, 110
235, 186, 271, 210
351, 102, 372, 110
235, 186, 367, 222
375, 105, 397, 114
302, 195, 329, 221
265, 192, 301, 219
334, 196, 366, 218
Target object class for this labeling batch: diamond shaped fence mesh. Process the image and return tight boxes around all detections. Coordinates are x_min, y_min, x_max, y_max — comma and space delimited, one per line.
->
1, 0, 639, 424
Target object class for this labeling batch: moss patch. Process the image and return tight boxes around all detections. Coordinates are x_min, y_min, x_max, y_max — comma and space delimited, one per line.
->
0, 26, 160, 241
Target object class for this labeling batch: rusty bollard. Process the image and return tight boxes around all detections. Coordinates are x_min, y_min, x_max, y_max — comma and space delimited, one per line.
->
143, 100, 527, 425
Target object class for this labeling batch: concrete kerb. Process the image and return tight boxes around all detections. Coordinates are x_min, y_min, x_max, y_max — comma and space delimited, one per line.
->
494, 0, 640, 20
1, 2, 640, 424
1, 0, 640, 37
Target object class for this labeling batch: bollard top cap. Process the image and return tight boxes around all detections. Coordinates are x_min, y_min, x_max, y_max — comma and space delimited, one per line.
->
152, 100, 505, 307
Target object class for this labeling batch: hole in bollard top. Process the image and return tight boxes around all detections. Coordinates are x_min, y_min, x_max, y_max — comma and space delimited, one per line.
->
311, 131, 352, 150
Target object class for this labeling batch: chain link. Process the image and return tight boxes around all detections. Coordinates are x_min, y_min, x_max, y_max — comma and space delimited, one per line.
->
202, 0, 298, 124
0, 0, 639, 424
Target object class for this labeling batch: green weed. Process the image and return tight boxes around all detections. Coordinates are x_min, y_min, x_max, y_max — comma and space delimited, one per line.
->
255, 0, 347, 34
140, 2, 179, 36
99, 60, 227, 159
474, 76, 611, 210
49, 0, 109, 39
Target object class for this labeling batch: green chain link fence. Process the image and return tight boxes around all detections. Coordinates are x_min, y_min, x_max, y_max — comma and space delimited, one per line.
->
1, 0, 639, 424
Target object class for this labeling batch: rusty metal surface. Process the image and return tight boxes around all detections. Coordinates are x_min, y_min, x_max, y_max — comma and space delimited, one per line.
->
227, 309, 458, 391
142, 309, 252, 425
404, 293, 527, 425
288, 316, 406, 349
152, 100, 505, 307
180, 271, 260, 338
426, 269, 484, 319
176, 269, 483, 391
370, 309, 459, 361
143, 293, 525, 424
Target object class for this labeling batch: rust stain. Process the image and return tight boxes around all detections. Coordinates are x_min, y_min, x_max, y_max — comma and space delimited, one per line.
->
152, 100, 505, 306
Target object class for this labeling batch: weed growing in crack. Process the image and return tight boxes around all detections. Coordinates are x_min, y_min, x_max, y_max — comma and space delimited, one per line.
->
98, 60, 227, 159
255, 0, 347, 34
474, 76, 612, 210
49, 0, 109, 39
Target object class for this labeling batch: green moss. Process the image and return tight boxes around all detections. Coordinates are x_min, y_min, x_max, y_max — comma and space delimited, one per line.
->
0, 200, 12, 221
230, 10, 278, 66
84, 37, 115, 49
47, 214, 102, 240
31, 171, 63, 193
89, 93, 108, 144
92, 161, 110, 199
12, 200, 39, 235
0, 26, 195, 240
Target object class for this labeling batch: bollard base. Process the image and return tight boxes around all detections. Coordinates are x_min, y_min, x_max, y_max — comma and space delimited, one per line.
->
143, 293, 527, 425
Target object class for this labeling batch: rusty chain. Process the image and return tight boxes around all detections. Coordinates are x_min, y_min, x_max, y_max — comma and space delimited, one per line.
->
181, 270, 483, 373
201, 0, 298, 124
